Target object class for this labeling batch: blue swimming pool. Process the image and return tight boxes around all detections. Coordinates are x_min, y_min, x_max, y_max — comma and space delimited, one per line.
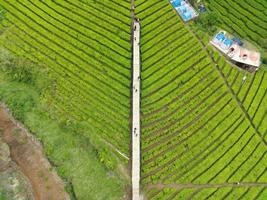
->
170, 0, 198, 22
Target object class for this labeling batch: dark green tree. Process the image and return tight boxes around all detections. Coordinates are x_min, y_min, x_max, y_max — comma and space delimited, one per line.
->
195, 12, 220, 35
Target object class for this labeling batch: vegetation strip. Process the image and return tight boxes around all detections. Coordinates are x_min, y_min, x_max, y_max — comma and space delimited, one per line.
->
147, 182, 267, 190
0, 104, 69, 200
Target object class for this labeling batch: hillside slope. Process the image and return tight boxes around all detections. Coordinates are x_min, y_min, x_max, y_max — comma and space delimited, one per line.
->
136, 0, 267, 199
0, 0, 132, 155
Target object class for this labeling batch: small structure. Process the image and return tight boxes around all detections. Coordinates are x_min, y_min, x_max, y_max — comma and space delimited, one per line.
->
210, 30, 261, 72
170, 0, 199, 22
198, 4, 207, 13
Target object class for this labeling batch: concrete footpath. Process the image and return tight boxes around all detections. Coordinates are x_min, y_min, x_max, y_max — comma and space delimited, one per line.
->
132, 20, 141, 200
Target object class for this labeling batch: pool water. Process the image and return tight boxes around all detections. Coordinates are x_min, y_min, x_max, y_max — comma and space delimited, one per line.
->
170, 0, 199, 21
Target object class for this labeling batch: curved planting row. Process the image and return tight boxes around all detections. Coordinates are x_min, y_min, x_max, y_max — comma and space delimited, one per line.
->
192, 25, 267, 141
207, 46, 267, 142
0, 0, 132, 154
136, 0, 267, 199
146, 186, 267, 200
208, 42, 267, 141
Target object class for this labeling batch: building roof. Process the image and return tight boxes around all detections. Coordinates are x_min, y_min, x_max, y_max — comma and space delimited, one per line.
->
210, 31, 261, 68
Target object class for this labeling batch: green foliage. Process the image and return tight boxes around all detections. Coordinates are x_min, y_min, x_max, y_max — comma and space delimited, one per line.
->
0, 5, 5, 22
0, 189, 5, 200
97, 148, 117, 170
0, 76, 126, 200
0, 48, 51, 92
195, 12, 220, 35
0, 71, 38, 121
259, 38, 267, 49
2, 60, 34, 84
262, 53, 267, 65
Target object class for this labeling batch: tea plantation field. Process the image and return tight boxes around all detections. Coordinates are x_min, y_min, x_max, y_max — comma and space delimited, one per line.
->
136, 0, 267, 199
0, 0, 266, 199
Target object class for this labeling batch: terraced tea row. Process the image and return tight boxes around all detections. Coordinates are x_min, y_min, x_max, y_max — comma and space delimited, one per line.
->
0, 0, 132, 154
207, 48, 267, 142
136, 0, 267, 199
191, 10, 267, 141
194, 20, 266, 138
191, 23, 267, 143
146, 185, 267, 200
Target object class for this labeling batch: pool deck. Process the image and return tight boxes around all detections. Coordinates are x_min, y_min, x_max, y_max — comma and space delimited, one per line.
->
170, 0, 199, 22
210, 34, 261, 68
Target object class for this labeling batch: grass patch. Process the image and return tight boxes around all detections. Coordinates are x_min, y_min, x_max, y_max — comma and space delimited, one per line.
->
0, 49, 128, 200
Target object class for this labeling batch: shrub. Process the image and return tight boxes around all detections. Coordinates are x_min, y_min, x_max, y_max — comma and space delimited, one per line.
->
0, 6, 5, 22
195, 12, 220, 35
259, 38, 267, 50
262, 53, 267, 64
97, 148, 117, 170
4, 63, 34, 84
0, 49, 34, 84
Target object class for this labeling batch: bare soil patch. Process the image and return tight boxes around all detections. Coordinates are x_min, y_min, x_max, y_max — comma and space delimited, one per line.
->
0, 104, 70, 200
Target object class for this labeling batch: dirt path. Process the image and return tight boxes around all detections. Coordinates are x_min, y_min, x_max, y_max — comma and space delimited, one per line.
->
0, 104, 70, 200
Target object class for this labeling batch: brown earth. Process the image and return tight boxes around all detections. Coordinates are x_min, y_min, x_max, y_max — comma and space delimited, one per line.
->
0, 105, 70, 200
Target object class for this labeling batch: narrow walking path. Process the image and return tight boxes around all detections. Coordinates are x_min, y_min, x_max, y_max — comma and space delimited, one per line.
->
132, 20, 141, 200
